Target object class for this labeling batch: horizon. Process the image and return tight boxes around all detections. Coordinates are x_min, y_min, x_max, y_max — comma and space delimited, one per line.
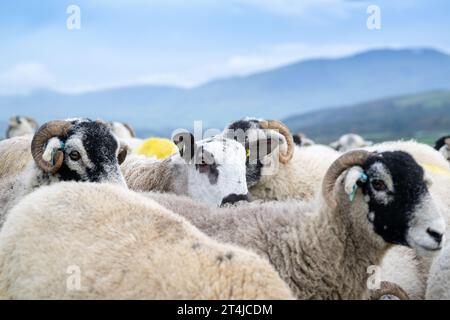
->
2, 46, 448, 97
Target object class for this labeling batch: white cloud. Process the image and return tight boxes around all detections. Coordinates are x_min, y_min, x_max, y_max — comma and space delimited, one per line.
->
0, 63, 55, 95
233, 0, 349, 17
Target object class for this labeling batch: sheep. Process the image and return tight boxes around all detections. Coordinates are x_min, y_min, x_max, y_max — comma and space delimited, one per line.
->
0, 135, 33, 179
0, 182, 294, 300
293, 132, 315, 147
330, 133, 373, 152
109, 121, 178, 159
426, 241, 450, 299
109, 121, 136, 140
366, 140, 450, 212
109, 121, 143, 151
223, 118, 339, 201
364, 140, 450, 299
0, 119, 128, 228
135, 137, 178, 159
5, 116, 39, 139
121, 132, 249, 206
434, 135, 450, 162
367, 281, 410, 300
145, 150, 446, 299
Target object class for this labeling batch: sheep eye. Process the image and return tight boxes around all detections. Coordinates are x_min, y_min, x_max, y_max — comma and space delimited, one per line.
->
371, 179, 387, 192
197, 163, 210, 173
69, 151, 81, 161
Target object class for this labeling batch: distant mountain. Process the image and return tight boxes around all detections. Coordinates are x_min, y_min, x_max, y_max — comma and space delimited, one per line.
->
284, 90, 450, 144
1, 48, 450, 136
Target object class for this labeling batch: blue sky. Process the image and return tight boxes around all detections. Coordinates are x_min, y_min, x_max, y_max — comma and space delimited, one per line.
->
0, 0, 449, 95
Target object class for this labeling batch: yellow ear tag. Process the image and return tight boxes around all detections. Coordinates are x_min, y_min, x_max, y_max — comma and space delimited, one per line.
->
422, 164, 450, 177
246, 148, 251, 158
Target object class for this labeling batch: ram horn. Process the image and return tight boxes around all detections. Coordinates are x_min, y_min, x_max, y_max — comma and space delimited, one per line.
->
322, 150, 372, 208
118, 143, 129, 165
368, 281, 410, 300
445, 137, 450, 148
31, 120, 72, 174
259, 120, 294, 164
123, 123, 136, 138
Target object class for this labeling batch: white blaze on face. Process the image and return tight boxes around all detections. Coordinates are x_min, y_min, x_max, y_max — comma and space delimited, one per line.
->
187, 138, 248, 205
367, 162, 395, 206
63, 132, 95, 179
407, 193, 446, 257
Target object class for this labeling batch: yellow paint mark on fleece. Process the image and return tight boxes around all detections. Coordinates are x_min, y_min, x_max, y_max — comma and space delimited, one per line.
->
422, 164, 450, 178
136, 138, 178, 160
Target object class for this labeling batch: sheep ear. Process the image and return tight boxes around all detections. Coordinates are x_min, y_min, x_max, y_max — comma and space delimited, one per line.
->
343, 166, 367, 201
173, 132, 196, 162
117, 140, 130, 165
246, 134, 282, 161
42, 137, 64, 164
330, 141, 340, 150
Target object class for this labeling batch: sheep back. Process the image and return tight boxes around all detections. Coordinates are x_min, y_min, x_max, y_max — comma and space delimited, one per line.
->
0, 135, 33, 179
0, 182, 293, 300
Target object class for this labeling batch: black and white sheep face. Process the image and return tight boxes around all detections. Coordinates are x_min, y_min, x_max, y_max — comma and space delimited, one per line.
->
331, 133, 372, 152
435, 136, 450, 162
173, 132, 249, 205
345, 151, 445, 255
223, 118, 286, 187
41, 120, 126, 186
186, 137, 249, 206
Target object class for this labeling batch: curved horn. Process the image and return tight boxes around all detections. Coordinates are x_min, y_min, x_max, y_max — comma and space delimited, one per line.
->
31, 120, 72, 174
368, 281, 410, 300
118, 143, 129, 165
322, 150, 372, 208
259, 120, 294, 164
445, 137, 450, 148
123, 123, 136, 138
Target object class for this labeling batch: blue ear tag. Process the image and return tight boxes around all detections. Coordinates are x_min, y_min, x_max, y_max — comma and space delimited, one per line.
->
349, 172, 368, 202
51, 141, 65, 165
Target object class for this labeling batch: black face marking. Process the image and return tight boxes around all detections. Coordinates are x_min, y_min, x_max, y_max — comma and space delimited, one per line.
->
361, 151, 428, 245
293, 134, 302, 146
227, 119, 260, 133
435, 135, 450, 151
195, 147, 219, 185
224, 119, 265, 187
220, 193, 250, 206
57, 120, 120, 182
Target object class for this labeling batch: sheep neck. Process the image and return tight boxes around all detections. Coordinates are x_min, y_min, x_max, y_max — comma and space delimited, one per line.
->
252, 201, 388, 300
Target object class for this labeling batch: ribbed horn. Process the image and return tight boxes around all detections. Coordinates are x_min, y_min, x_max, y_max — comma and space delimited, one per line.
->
123, 123, 136, 138
31, 120, 72, 174
445, 137, 450, 148
322, 150, 372, 208
368, 281, 410, 300
118, 144, 128, 165
259, 120, 294, 164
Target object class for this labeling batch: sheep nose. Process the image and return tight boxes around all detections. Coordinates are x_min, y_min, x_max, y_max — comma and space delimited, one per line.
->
427, 228, 443, 245
220, 193, 250, 207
